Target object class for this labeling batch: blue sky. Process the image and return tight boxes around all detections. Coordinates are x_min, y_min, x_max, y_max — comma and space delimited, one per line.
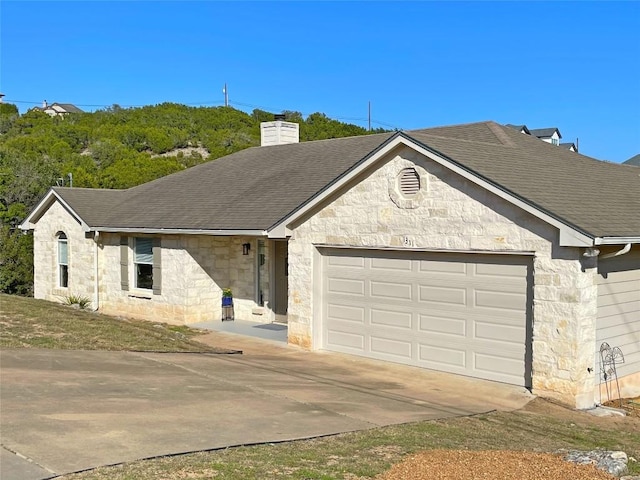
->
1, 1, 639, 162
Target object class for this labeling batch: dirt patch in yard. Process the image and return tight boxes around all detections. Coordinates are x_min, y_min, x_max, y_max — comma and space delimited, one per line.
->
375, 399, 640, 480
603, 397, 640, 418
376, 450, 617, 480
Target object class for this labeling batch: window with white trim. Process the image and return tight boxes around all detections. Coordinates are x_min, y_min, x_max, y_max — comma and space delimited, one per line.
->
134, 237, 153, 289
57, 232, 69, 288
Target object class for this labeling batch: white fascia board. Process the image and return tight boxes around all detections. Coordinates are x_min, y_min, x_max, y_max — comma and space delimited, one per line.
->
94, 227, 267, 236
19, 189, 90, 232
317, 244, 535, 256
594, 237, 640, 246
267, 224, 292, 239
269, 135, 594, 247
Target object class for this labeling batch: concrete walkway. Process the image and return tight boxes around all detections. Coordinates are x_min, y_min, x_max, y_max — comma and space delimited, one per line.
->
0, 331, 533, 480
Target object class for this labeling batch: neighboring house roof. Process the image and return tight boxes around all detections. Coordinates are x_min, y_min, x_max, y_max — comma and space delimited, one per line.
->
529, 127, 562, 139
505, 124, 530, 134
53, 103, 84, 113
559, 142, 577, 151
22, 121, 640, 243
32, 102, 84, 114
624, 154, 640, 166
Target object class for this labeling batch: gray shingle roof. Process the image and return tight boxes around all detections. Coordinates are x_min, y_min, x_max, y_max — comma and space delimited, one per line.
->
559, 142, 576, 150
624, 154, 640, 166
50, 121, 640, 239
54, 103, 84, 113
53, 188, 126, 225
56, 132, 396, 231
407, 122, 639, 238
529, 127, 562, 139
505, 124, 530, 134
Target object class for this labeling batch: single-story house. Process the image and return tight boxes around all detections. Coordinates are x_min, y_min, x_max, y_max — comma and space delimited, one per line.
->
21, 120, 640, 409
32, 101, 84, 117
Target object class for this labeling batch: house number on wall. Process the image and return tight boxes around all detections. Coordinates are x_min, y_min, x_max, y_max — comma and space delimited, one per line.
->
403, 236, 415, 247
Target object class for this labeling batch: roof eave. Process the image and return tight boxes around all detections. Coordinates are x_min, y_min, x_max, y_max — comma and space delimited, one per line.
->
93, 227, 268, 236
594, 236, 640, 246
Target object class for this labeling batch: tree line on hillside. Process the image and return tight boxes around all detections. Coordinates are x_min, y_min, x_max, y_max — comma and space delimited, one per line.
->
0, 102, 386, 295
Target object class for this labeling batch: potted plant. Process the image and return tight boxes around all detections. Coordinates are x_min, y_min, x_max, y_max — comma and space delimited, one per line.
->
222, 288, 233, 307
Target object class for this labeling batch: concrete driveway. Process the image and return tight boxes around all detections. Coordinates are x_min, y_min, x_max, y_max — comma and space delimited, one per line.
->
0, 332, 533, 480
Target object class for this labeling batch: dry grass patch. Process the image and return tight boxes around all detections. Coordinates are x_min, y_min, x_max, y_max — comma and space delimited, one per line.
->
58, 398, 640, 480
0, 294, 227, 353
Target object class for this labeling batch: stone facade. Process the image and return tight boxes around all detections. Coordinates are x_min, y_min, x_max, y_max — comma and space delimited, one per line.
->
32, 143, 632, 409
32, 203, 273, 325
33, 201, 96, 304
287, 145, 600, 408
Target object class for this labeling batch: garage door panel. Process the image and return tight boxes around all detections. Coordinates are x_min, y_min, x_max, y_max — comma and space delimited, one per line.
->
419, 342, 467, 368
328, 277, 365, 296
327, 303, 365, 324
322, 249, 532, 387
474, 290, 526, 312
474, 352, 523, 382
370, 308, 412, 329
419, 314, 466, 337
326, 329, 365, 351
419, 260, 467, 275
327, 255, 365, 268
370, 280, 413, 301
474, 320, 525, 344
419, 284, 467, 306
370, 257, 413, 272
370, 336, 412, 359
474, 262, 528, 280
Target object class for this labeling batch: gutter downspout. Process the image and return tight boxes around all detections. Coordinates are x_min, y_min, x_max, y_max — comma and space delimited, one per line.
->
93, 231, 100, 311
600, 243, 631, 260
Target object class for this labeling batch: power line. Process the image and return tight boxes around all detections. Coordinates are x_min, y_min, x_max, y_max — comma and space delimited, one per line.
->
4, 97, 402, 130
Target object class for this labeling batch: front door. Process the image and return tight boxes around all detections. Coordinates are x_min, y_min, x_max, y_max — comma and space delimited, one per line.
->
273, 240, 288, 321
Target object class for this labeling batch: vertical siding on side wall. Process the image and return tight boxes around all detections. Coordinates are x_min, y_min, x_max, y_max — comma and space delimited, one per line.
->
596, 247, 640, 400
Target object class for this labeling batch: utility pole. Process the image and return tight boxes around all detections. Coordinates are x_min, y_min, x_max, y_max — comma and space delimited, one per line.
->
368, 101, 371, 132
223, 83, 229, 107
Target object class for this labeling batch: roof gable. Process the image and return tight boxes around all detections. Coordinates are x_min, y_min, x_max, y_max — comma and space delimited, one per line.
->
529, 127, 562, 139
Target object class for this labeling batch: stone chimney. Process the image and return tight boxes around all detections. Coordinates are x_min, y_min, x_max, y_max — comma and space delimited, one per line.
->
260, 114, 299, 146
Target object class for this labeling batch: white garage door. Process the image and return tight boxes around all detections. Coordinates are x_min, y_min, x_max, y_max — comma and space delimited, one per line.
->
321, 249, 532, 386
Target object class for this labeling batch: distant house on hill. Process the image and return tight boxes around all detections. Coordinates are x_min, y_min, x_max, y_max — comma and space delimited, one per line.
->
624, 154, 640, 166
32, 101, 83, 117
529, 127, 562, 146
559, 142, 578, 152
506, 124, 576, 152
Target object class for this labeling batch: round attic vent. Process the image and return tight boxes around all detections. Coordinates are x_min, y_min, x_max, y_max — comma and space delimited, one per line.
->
398, 168, 421, 197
